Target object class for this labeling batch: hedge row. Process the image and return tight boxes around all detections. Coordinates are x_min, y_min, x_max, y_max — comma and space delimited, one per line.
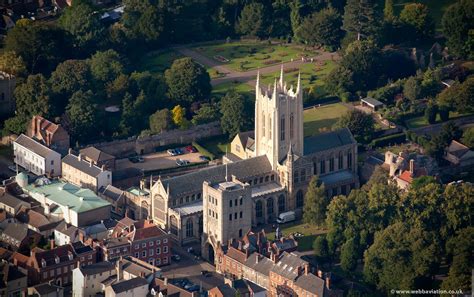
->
369, 133, 406, 148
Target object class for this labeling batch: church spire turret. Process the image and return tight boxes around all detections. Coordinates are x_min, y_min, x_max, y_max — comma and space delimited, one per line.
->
273, 77, 278, 99
296, 71, 301, 94
279, 64, 284, 88
256, 69, 260, 91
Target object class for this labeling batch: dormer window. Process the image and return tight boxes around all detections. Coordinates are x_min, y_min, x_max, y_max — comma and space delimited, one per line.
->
41, 259, 46, 268
54, 255, 60, 264
68, 252, 73, 261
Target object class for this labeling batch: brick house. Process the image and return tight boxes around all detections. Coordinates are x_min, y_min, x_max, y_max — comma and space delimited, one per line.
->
112, 218, 171, 267
99, 237, 131, 262
28, 115, 70, 156
13, 245, 77, 286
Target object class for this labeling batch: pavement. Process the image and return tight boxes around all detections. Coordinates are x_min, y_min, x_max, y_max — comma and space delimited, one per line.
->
175, 46, 338, 87
115, 151, 204, 172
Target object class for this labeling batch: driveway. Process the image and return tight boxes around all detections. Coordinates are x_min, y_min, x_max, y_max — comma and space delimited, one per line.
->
116, 151, 204, 172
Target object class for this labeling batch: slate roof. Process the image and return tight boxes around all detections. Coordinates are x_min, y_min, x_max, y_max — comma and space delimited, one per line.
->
100, 185, 125, 202
361, 97, 384, 107
31, 245, 75, 267
79, 261, 115, 276
243, 253, 274, 276
24, 180, 111, 214
1, 222, 32, 246
319, 170, 357, 186
80, 146, 115, 163
62, 153, 106, 177
237, 131, 255, 149
104, 237, 130, 248
0, 188, 28, 209
270, 252, 307, 280
111, 277, 148, 293
303, 128, 355, 155
212, 284, 237, 296
33, 283, 62, 295
160, 155, 272, 197
447, 140, 471, 158
294, 272, 325, 296
14, 134, 56, 158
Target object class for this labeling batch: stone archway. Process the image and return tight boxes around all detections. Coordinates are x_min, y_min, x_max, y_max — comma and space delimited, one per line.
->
203, 242, 215, 264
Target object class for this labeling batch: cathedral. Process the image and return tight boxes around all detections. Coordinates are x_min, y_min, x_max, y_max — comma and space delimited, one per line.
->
150, 68, 359, 257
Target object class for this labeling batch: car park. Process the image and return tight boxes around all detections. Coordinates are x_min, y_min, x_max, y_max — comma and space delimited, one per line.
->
176, 159, 190, 166
167, 149, 178, 156
199, 155, 210, 161
185, 145, 197, 153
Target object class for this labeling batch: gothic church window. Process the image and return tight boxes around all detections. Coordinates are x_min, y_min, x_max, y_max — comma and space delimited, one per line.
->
338, 152, 343, 169
296, 190, 304, 208
268, 116, 272, 140
320, 160, 326, 174
329, 158, 334, 172
262, 114, 265, 138
256, 201, 263, 218
186, 219, 193, 238
267, 198, 274, 216
290, 113, 294, 139
348, 151, 353, 169
280, 116, 285, 141
278, 195, 285, 213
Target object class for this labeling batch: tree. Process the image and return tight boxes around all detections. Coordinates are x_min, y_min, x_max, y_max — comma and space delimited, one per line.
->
340, 237, 358, 272
424, 102, 437, 124
58, 1, 105, 52
403, 76, 421, 101
442, 0, 474, 58
121, 0, 167, 43
220, 90, 246, 138
410, 176, 437, 190
335, 109, 375, 143
66, 90, 98, 142
191, 103, 219, 125
461, 127, 474, 148
296, 8, 343, 50
0, 51, 27, 77
50, 60, 92, 115
400, 3, 434, 40
383, 0, 395, 22
88, 50, 124, 83
342, 0, 382, 42
149, 109, 172, 133
171, 105, 189, 129
236, 3, 270, 39
313, 235, 329, 260
303, 176, 328, 226
165, 57, 211, 106
119, 92, 141, 136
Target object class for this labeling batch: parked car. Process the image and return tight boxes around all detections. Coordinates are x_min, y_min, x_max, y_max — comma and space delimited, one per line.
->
174, 148, 184, 155
176, 159, 189, 166
167, 149, 177, 156
185, 145, 197, 153
171, 254, 181, 261
199, 155, 210, 161
276, 211, 296, 224
187, 285, 200, 292
201, 270, 212, 277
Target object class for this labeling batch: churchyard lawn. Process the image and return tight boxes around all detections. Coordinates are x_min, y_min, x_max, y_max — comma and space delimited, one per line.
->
303, 103, 349, 136
266, 220, 328, 251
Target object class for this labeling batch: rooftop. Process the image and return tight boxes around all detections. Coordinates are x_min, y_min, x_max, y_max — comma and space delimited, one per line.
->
172, 201, 203, 216
14, 134, 57, 158
0, 188, 29, 209
111, 277, 148, 293
361, 97, 384, 107
251, 182, 285, 198
303, 128, 355, 155
100, 185, 125, 202
79, 261, 115, 276
319, 170, 357, 186
80, 146, 115, 163
63, 153, 109, 177
23, 179, 111, 214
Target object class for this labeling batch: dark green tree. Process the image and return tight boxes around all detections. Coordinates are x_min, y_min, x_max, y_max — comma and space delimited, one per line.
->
219, 90, 246, 138
313, 235, 329, 260
342, 0, 382, 42
121, 0, 167, 43
88, 50, 125, 84
296, 8, 343, 50
0, 51, 27, 77
58, 1, 105, 52
164, 57, 211, 106
424, 102, 437, 124
236, 3, 270, 38
461, 127, 474, 148
442, 0, 474, 58
403, 76, 421, 101
191, 103, 219, 125
303, 176, 328, 226
383, 0, 395, 22
66, 90, 98, 143
399, 3, 434, 40
149, 108, 172, 133
340, 237, 358, 272
335, 109, 375, 143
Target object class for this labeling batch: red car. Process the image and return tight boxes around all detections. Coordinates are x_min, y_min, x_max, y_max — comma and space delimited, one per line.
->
185, 145, 197, 153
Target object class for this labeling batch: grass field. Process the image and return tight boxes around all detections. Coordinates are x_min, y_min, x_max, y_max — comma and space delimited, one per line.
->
267, 221, 327, 251
303, 103, 349, 136
192, 41, 318, 72
405, 111, 473, 129
195, 135, 231, 158
211, 81, 254, 98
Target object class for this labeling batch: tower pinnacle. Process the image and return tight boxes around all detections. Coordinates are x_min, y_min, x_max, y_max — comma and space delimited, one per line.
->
279, 64, 284, 88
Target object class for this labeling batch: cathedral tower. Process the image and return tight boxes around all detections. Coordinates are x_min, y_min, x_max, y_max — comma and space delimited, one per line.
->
254, 66, 304, 169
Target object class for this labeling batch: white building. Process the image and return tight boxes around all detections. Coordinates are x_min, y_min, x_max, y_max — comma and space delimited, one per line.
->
72, 262, 116, 297
62, 152, 112, 193
104, 277, 148, 297
13, 134, 61, 177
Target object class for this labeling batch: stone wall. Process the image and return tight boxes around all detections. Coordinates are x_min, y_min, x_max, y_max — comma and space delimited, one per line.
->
86, 122, 222, 158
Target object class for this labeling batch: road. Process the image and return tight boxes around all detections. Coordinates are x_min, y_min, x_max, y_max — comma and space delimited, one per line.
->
175, 46, 338, 87
411, 115, 474, 136
115, 151, 204, 172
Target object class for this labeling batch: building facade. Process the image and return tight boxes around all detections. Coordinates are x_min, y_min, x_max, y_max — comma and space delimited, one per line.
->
72, 262, 116, 297
62, 152, 112, 193
13, 134, 62, 177
149, 69, 359, 249
28, 115, 70, 156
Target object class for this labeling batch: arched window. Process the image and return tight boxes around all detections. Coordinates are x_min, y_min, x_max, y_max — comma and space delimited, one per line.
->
262, 114, 266, 138
239, 229, 243, 238
256, 200, 263, 218
296, 190, 304, 208
348, 151, 353, 169
280, 115, 285, 141
170, 216, 178, 236
278, 195, 285, 213
338, 152, 344, 169
186, 219, 194, 238
198, 216, 203, 235
268, 116, 272, 140
267, 198, 274, 216
290, 113, 294, 139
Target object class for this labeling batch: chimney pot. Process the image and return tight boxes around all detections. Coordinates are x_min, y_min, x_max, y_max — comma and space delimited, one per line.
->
325, 276, 330, 289
409, 159, 415, 175
50, 239, 55, 250
304, 263, 309, 275
317, 270, 323, 278
78, 153, 82, 161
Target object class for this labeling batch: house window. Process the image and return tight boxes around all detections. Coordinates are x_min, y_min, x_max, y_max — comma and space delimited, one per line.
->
235, 144, 241, 152
156, 247, 161, 255
239, 229, 243, 238
163, 238, 167, 244
239, 211, 242, 218
280, 116, 285, 141
149, 249, 154, 256
135, 252, 139, 258
163, 257, 168, 264
320, 160, 326, 174
142, 243, 146, 248
156, 239, 161, 245
163, 246, 168, 253
156, 258, 161, 265
234, 213, 237, 219
186, 219, 193, 238
239, 198, 242, 205
229, 214, 232, 221
150, 241, 154, 247
329, 158, 334, 172
229, 200, 232, 207
142, 250, 147, 258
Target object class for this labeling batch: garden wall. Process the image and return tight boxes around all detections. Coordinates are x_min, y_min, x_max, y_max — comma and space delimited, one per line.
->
86, 122, 222, 158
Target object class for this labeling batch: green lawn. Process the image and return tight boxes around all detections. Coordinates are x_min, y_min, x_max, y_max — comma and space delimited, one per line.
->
211, 81, 254, 98
138, 50, 184, 73
192, 41, 318, 72
303, 103, 349, 136
405, 112, 473, 129
195, 135, 231, 158
267, 220, 327, 251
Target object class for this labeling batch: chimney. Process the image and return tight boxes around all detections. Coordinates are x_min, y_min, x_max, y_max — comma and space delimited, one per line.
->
317, 270, 323, 278
50, 239, 55, 250
68, 148, 72, 155
164, 277, 168, 286
89, 160, 93, 167
238, 241, 242, 251
115, 258, 121, 282
255, 254, 259, 264
325, 276, 330, 289
409, 159, 414, 176
101, 164, 106, 172
78, 153, 82, 161
304, 263, 309, 275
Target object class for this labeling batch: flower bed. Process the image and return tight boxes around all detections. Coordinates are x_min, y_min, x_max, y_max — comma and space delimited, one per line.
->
263, 59, 282, 65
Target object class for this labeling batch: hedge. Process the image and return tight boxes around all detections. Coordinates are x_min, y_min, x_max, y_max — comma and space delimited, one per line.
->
369, 133, 406, 148
192, 141, 215, 160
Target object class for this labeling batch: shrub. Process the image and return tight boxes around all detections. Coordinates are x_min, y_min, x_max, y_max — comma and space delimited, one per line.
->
369, 133, 406, 148
262, 59, 282, 65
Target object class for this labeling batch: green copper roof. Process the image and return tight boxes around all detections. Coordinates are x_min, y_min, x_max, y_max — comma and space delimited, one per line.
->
126, 186, 149, 196
303, 128, 355, 155
24, 180, 111, 213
